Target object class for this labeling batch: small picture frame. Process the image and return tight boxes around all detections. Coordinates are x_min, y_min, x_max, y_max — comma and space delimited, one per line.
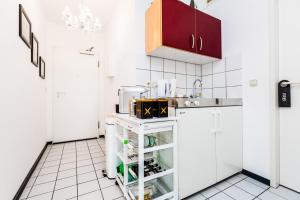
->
39, 57, 45, 79
31, 33, 39, 67
19, 4, 32, 48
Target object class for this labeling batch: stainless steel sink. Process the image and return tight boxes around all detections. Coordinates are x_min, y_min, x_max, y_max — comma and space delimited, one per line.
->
172, 98, 243, 108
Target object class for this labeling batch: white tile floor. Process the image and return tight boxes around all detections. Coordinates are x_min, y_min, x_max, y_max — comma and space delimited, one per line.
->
19, 138, 300, 200
20, 138, 124, 200
186, 174, 300, 200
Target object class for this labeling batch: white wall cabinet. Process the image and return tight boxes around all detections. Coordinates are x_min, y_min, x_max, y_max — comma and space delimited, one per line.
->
177, 106, 242, 199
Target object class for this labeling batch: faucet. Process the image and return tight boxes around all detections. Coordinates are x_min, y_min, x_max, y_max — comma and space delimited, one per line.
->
193, 79, 203, 98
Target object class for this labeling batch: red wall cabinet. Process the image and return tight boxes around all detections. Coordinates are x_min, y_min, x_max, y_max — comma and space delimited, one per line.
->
146, 0, 222, 64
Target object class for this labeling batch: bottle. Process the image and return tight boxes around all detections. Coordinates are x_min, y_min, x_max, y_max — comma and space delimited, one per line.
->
129, 97, 136, 117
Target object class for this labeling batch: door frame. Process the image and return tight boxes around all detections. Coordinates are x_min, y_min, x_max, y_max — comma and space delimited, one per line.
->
269, 0, 280, 188
51, 46, 101, 142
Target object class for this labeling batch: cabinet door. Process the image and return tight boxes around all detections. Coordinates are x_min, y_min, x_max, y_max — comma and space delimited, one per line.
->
216, 107, 243, 182
177, 108, 216, 199
162, 0, 196, 53
196, 10, 222, 59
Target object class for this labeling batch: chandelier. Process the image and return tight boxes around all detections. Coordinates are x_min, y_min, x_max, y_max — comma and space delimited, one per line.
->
62, 4, 102, 32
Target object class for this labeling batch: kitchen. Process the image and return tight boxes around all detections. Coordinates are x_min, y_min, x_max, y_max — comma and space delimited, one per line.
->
1, 0, 300, 200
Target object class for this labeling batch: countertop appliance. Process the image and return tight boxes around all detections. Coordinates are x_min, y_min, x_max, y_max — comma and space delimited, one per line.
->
118, 86, 148, 114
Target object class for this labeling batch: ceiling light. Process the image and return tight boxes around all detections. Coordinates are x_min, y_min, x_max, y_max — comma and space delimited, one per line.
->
62, 4, 102, 32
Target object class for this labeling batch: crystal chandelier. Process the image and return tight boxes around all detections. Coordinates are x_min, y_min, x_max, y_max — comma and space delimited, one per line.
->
62, 4, 102, 32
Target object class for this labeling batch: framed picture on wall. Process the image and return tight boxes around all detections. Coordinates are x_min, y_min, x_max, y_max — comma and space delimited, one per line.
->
31, 33, 39, 67
19, 4, 32, 48
39, 57, 45, 79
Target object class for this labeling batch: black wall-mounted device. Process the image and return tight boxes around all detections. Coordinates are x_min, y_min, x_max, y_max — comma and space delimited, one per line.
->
278, 80, 291, 107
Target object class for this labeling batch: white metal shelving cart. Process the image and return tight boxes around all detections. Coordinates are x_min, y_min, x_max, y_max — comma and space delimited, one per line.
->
114, 114, 178, 200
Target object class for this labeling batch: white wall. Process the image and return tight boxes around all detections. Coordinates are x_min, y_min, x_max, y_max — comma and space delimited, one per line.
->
0, 0, 47, 199
45, 22, 105, 139
103, 0, 275, 179
101, 0, 137, 123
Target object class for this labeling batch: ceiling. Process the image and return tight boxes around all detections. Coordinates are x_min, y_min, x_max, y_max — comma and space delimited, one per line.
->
41, 0, 120, 29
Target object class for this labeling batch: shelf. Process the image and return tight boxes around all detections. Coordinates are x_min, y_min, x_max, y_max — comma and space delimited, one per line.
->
117, 173, 138, 186
144, 143, 174, 153
128, 174, 174, 200
117, 151, 154, 165
153, 192, 175, 200
144, 168, 174, 182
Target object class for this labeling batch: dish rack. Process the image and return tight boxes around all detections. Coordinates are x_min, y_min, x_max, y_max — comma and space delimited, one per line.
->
114, 115, 178, 200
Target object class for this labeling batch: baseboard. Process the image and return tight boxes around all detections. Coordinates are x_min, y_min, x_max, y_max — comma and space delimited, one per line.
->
242, 169, 270, 186
52, 137, 98, 145
13, 141, 52, 200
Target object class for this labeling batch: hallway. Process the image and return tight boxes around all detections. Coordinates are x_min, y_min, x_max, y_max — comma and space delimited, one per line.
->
19, 139, 123, 200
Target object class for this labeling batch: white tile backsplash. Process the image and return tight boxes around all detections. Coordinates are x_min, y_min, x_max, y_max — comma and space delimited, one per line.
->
176, 74, 187, 88
151, 71, 163, 82
213, 73, 226, 88
213, 59, 226, 73
164, 59, 176, 73
136, 55, 243, 98
164, 72, 176, 80
176, 61, 186, 74
187, 75, 196, 89
187, 63, 196, 75
176, 88, 187, 96
196, 65, 202, 77
202, 89, 213, 98
202, 75, 213, 89
213, 88, 226, 98
202, 63, 213, 75
151, 57, 163, 71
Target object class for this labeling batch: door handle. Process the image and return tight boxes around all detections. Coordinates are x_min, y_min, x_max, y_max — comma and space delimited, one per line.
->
217, 110, 223, 133
199, 36, 203, 51
191, 34, 195, 49
212, 110, 217, 133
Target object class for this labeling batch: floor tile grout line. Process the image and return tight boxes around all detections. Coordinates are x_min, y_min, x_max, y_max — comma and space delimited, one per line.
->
66, 189, 101, 200
25, 144, 54, 199
265, 188, 290, 200
95, 138, 106, 156
50, 144, 65, 200
86, 140, 105, 200
205, 176, 248, 199
243, 177, 270, 190
233, 184, 260, 198
254, 187, 271, 199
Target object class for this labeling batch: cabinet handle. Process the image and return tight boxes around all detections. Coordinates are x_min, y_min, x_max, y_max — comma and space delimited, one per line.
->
199, 36, 203, 51
191, 34, 195, 49
212, 111, 217, 133
217, 110, 223, 133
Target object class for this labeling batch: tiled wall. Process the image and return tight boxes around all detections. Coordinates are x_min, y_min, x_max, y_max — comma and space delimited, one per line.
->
136, 54, 242, 98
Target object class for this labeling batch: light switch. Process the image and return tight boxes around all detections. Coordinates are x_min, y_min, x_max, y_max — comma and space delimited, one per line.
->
249, 79, 258, 87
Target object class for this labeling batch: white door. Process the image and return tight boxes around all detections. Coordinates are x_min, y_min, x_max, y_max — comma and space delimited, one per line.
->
53, 47, 99, 143
279, 0, 300, 192
177, 108, 216, 199
216, 106, 243, 182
